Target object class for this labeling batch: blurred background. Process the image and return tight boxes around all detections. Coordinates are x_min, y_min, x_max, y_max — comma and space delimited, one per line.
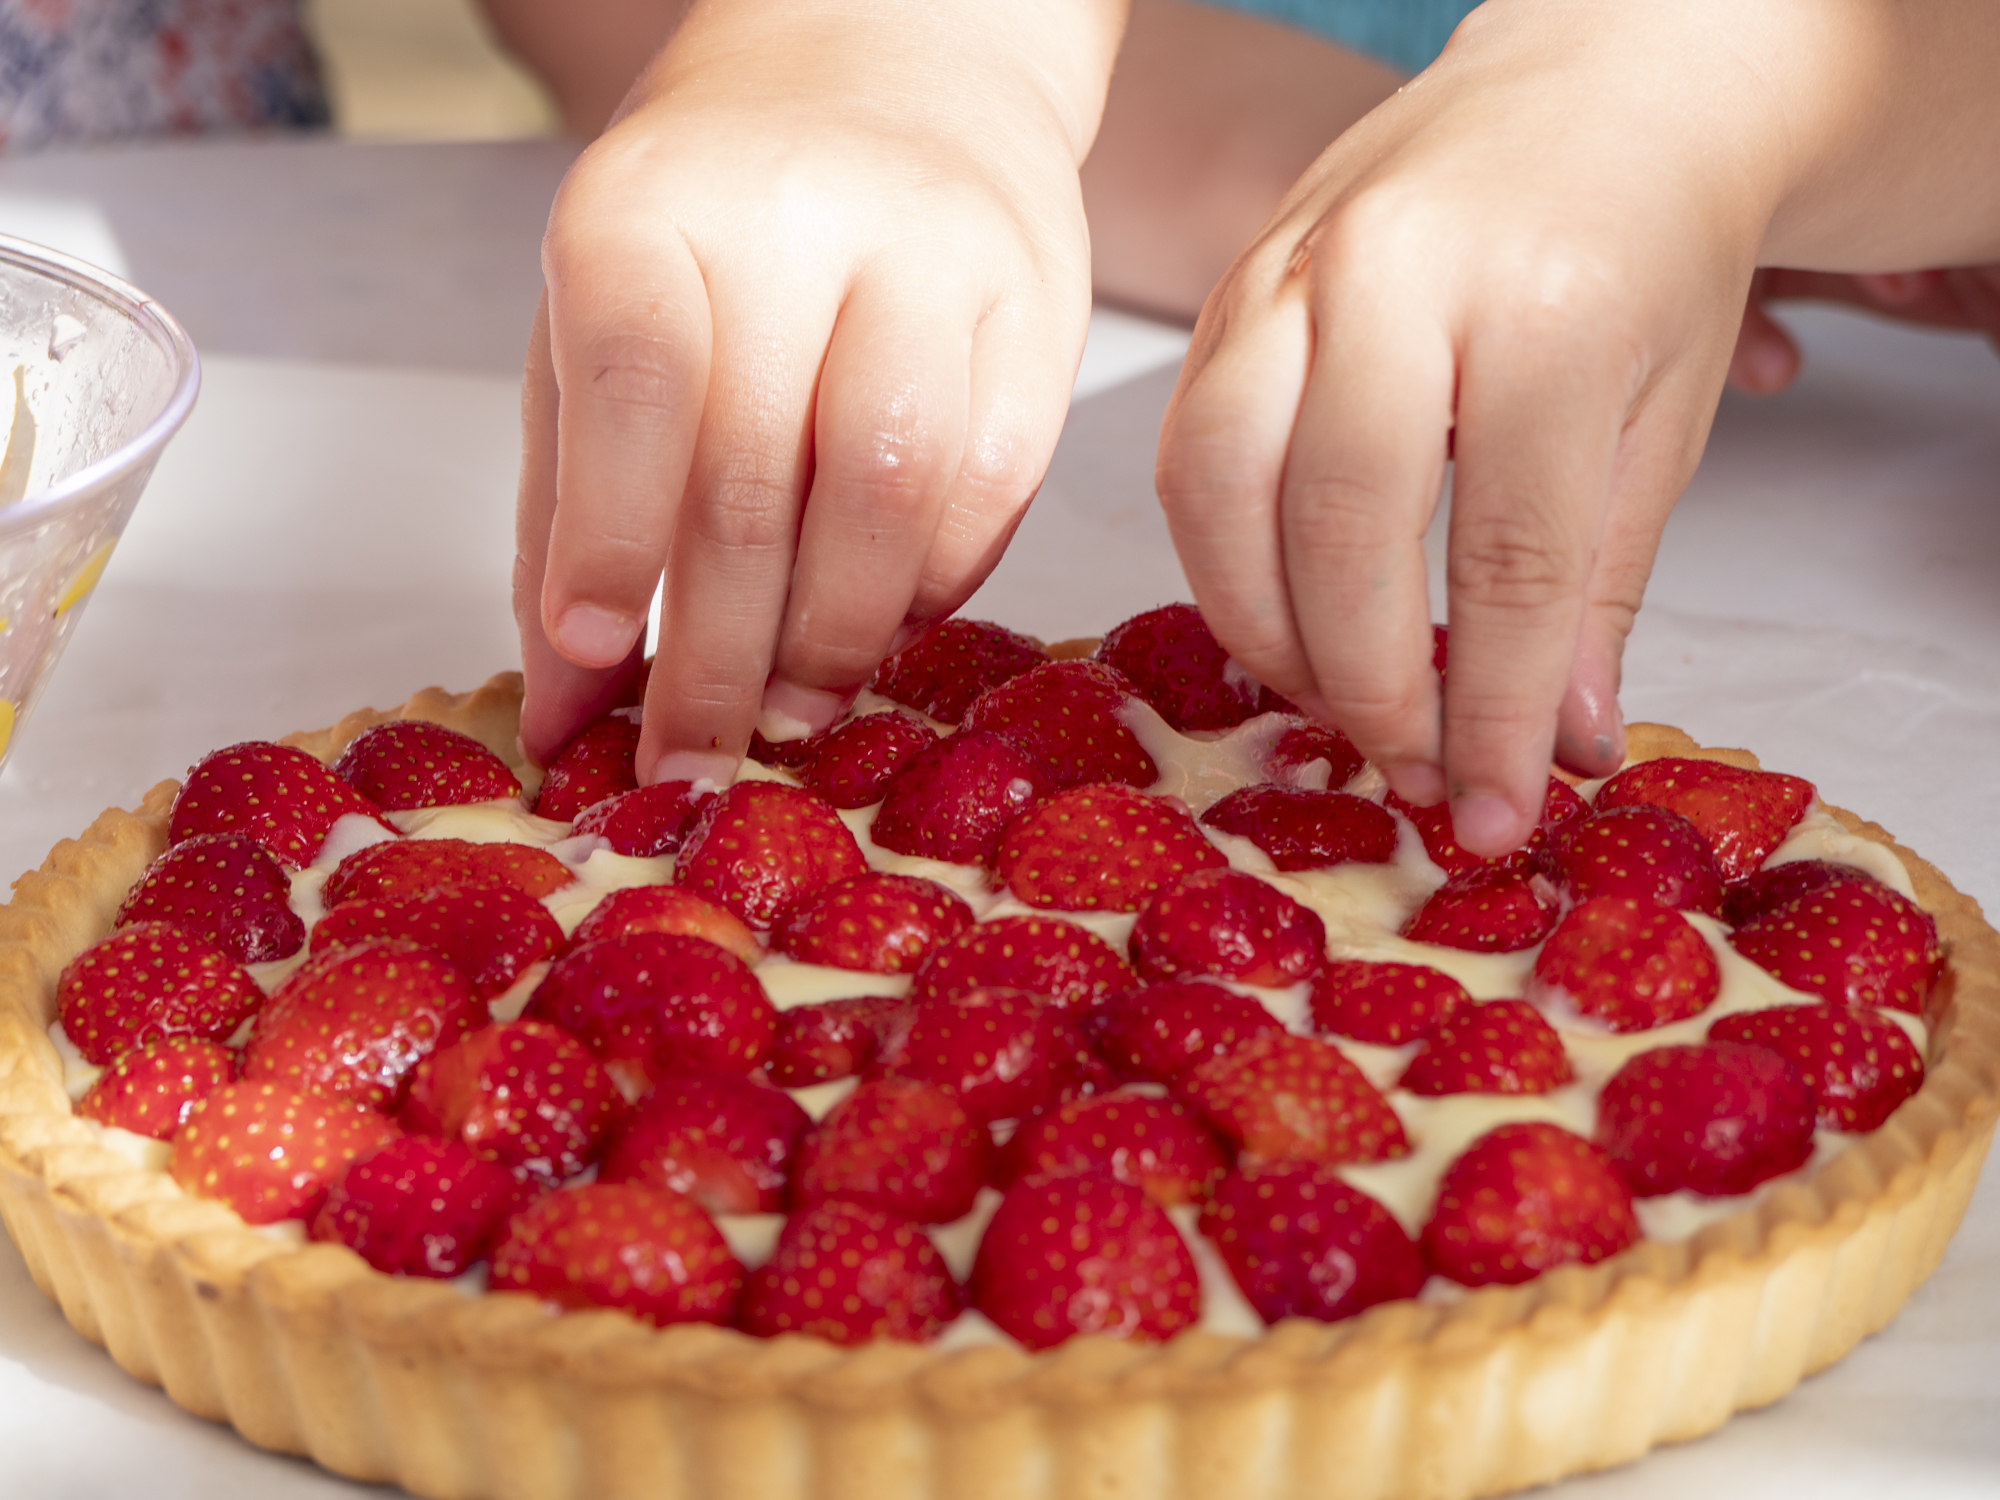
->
305, 0, 557, 141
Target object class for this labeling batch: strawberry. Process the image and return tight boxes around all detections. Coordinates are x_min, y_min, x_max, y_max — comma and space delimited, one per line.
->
1420, 1122, 1639, 1286
489, 1182, 743, 1327
1594, 1042, 1816, 1196
995, 783, 1226, 912
1129, 867, 1327, 986
570, 781, 714, 857
1730, 881, 1943, 1015
870, 617, 1048, 724
747, 728, 818, 770
880, 986, 1093, 1125
243, 937, 484, 1110
1721, 858, 1880, 928
672, 780, 868, 930
1085, 980, 1285, 1083
772, 873, 974, 974
169, 1079, 400, 1224
400, 1018, 621, 1185
309, 1135, 527, 1277
1199, 1163, 1425, 1324
1263, 720, 1366, 791
1430, 623, 1450, 675
910, 913, 1134, 1013
1401, 864, 1559, 952
797, 711, 939, 809
1595, 756, 1816, 882
969, 1173, 1200, 1351
1096, 602, 1261, 732
765, 994, 913, 1088
524, 932, 777, 1086
1178, 1031, 1408, 1164
1540, 804, 1725, 916
868, 730, 1045, 865
597, 1073, 811, 1214
1200, 786, 1397, 871
311, 884, 565, 1001
570, 884, 763, 968
1527, 896, 1721, 1033
1309, 959, 1469, 1046
533, 713, 641, 822
322, 837, 573, 907
1387, 776, 1586, 877
738, 1199, 962, 1345
791, 1076, 988, 1223
994, 1090, 1229, 1205
113, 832, 304, 964
57, 923, 265, 1065
331, 719, 521, 810
169, 741, 396, 867
1397, 999, 1573, 1095
959, 660, 1158, 790
79, 1036, 238, 1140
1707, 1004, 1925, 1132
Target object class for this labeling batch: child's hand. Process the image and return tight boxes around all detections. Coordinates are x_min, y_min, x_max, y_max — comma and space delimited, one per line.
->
514, 0, 1123, 783
1731, 266, 2000, 393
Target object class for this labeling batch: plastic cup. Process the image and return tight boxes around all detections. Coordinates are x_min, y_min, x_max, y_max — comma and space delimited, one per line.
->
0, 234, 199, 771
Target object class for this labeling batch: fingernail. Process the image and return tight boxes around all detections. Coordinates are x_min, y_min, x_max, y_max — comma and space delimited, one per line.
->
553, 604, 641, 667
1449, 794, 1520, 857
650, 749, 738, 793
757, 679, 849, 743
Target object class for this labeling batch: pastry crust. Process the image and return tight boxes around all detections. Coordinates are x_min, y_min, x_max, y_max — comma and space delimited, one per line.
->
1, 685, 1995, 1500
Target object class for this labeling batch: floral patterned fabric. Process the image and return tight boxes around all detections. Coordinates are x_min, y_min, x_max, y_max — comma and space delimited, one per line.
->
0, 0, 328, 153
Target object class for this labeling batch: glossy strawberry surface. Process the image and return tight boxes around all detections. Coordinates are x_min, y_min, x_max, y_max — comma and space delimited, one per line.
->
994, 1090, 1229, 1205
568, 884, 763, 967
1388, 776, 1585, 877
996, 783, 1226, 912
322, 836, 573, 907
1200, 1163, 1426, 1323
79, 1035, 238, 1140
959, 659, 1158, 790
738, 1199, 962, 1345
310, 1134, 527, 1278
170, 741, 396, 867
1730, 881, 1944, 1015
1129, 867, 1327, 986
1541, 804, 1725, 916
673, 780, 868, 929
1401, 864, 1560, 952
570, 781, 713, 857
772, 872, 973, 974
312, 883, 565, 1001
1309, 959, 1469, 1046
1086, 979, 1285, 1083
1528, 896, 1721, 1033
1201, 785, 1397, 871
764, 994, 912, 1088
400, 1019, 621, 1185
1707, 1003, 1924, 1132
881, 985, 1094, 1125
790, 1076, 987, 1223
797, 711, 938, 808
532, 714, 641, 822
1179, 1032, 1408, 1165
870, 617, 1047, 724
1595, 756, 1814, 882
1421, 1122, 1639, 1287
489, 1182, 743, 1327
170, 1080, 401, 1224
1096, 602, 1261, 732
598, 1072, 811, 1214
868, 729, 1044, 865
58, 922, 265, 1065
909, 913, 1134, 1012
1594, 1042, 1816, 1197
332, 719, 522, 810
114, 832, 304, 964
1398, 1000, 1573, 1096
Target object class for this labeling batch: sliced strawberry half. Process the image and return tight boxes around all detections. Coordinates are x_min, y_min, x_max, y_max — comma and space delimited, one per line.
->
765, 994, 913, 1088
673, 780, 868, 930
570, 781, 714, 857
910, 912, 1134, 1013
312, 883, 565, 1001
570, 884, 763, 968
114, 832, 304, 964
797, 711, 939, 809
1096, 602, 1261, 732
79, 1036, 238, 1140
1730, 881, 1943, 1015
880, 986, 1094, 1125
1397, 999, 1573, 1096
170, 1079, 401, 1224
309, 1134, 527, 1278
1178, 1031, 1408, 1165
1401, 864, 1559, 952
790, 1075, 988, 1223
1200, 1163, 1425, 1324
772, 872, 973, 974
597, 1072, 811, 1214
489, 1182, 742, 1327
868, 729, 1045, 865
738, 1199, 962, 1345
169, 741, 396, 867
1388, 776, 1586, 877
400, 1018, 621, 1185
1129, 866, 1326, 986
1420, 1122, 1639, 1287
1085, 979, 1286, 1083
1595, 756, 1816, 882
1200, 785, 1397, 871
331, 719, 522, 810
1540, 804, 1724, 916
969, 1173, 1199, 1351
58, 922, 265, 1066
746, 728, 818, 770
995, 783, 1226, 913
533, 713, 641, 822
1309, 959, 1469, 1046
1721, 858, 1881, 928
1594, 1041, 1816, 1196
1707, 1004, 1925, 1132
1527, 896, 1721, 1033
322, 837, 573, 907
1263, 720, 1366, 791
871, 617, 1048, 724
994, 1090, 1229, 1205
524, 931, 777, 1086
243, 937, 485, 1110
959, 659, 1158, 790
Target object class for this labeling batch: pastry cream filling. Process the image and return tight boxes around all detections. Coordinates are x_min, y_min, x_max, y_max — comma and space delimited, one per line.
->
58, 704, 1927, 1351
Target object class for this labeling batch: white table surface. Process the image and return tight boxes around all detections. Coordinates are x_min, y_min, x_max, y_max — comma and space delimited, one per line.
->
0, 138, 1995, 1499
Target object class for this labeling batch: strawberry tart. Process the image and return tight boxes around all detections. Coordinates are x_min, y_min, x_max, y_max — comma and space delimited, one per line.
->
0, 605, 1995, 1500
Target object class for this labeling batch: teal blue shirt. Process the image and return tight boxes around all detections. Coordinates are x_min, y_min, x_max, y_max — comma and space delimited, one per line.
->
1205, 0, 1481, 74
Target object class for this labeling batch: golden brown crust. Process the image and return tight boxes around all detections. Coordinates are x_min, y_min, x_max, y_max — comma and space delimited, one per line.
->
1, 697, 1995, 1500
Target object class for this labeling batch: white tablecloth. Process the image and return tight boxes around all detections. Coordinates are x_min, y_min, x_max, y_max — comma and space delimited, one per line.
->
0, 138, 1994, 1498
